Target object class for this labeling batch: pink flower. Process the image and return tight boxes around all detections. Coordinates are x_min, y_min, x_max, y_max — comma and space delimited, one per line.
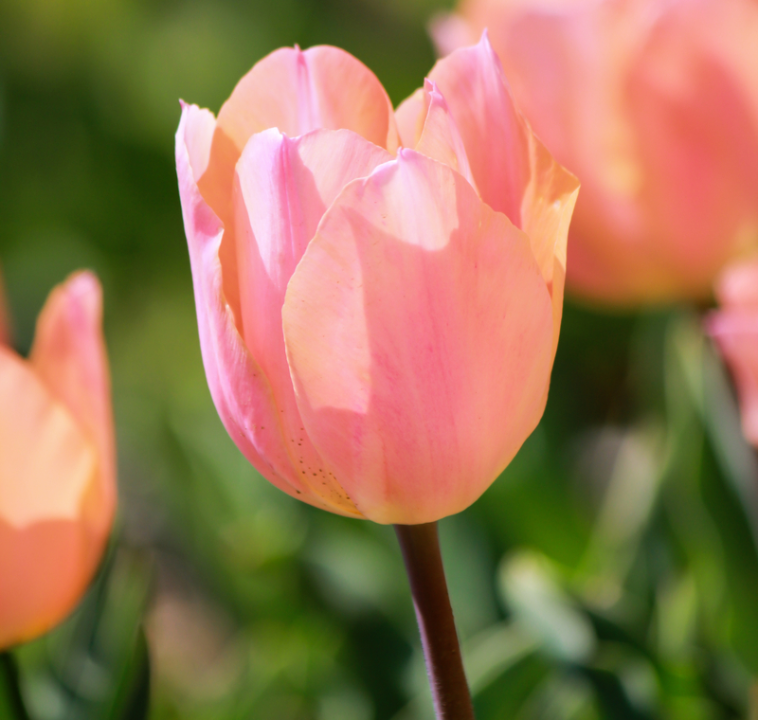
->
0, 272, 116, 648
176, 37, 578, 524
707, 258, 758, 446
433, 0, 758, 305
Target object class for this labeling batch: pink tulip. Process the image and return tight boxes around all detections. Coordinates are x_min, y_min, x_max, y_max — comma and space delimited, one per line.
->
0, 272, 116, 649
433, 0, 758, 305
707, 258, 758, 446
176, 38, 578, 524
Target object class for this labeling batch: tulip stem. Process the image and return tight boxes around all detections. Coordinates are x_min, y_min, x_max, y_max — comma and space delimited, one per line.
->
395, 522, 475, 720
0, 652, 30, 720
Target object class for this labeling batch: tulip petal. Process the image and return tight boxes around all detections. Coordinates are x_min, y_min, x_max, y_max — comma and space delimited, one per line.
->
198, 46, 399, 229
716, 258, 758, 309
234, 127, 391, 511
395, 87, 426, 149
0, 350, 97, 648
414, 80, 478, 192
283, 150, 554, 524
29, 272, 116, 542
427, 32, 578, 351
176, 103, 359, 516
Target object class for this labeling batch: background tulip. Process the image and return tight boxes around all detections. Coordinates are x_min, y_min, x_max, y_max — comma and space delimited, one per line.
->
707, 258, 758, 447
177, 37, 578, 525
0, 271, 116, 649
433, 0, 758, 305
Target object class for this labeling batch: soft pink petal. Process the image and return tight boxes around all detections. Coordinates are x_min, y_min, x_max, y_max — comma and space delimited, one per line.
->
414, 80, 477, 192
707, 312, 758, 446
176, 103, 359, 516
395, 87, 426, 149
0, 350, 97, 648
198, 46, 399, 228
283, 150, 554, 524
426, 32, 578, 350
30, 272, 116, 544
233, 127, 391, 511
715, 258, 758, 309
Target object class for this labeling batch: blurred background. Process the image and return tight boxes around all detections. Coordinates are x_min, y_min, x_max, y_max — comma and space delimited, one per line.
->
1, 0, 758, 718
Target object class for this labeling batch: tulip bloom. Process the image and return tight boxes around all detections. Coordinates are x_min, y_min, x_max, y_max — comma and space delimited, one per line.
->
0, 272, 116, 649
707, 258, 758, 446
176, 36, 578, 524
433, 0, 758, 305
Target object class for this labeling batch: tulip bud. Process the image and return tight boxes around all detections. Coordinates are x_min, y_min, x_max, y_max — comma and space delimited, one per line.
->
0, 272, 116, 648
176, 37, 577, 523
434, 0, 758, 305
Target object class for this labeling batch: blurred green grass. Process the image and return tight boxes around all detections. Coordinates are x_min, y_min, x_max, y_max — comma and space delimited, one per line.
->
1, 0, 757, 718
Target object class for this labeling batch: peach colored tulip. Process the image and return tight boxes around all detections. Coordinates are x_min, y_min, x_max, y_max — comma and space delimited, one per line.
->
707, 258, 758, 446
0, 272, 116, 649
433, 0, 758, 305
176, 38, 578, 524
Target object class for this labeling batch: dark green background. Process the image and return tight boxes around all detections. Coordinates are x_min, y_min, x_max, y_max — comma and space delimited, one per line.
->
1, 0, 757, 718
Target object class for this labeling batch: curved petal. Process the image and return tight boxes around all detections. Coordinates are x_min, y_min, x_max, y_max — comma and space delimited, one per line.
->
414, 80, 477, 192
234, 127, 390, 511
198, 45, 399, 227
176, 103, 358, 516
30, 272, 116, 544
283, 150, 554, 524
427, 31, 578, 351
0, 350, 97, 648
395, 87, 426, 149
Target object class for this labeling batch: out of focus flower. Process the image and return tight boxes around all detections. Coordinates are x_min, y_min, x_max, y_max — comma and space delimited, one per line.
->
0, 272, 116, 648
176, 37, 578, 524
707, 258, 758, 446
433, 0, 758, 305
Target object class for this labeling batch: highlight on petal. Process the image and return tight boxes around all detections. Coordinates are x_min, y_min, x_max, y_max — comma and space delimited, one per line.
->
283, 150, 554, 524
0, 349, 97, 648
176, 103, 360, 517
30, 272, 116, 542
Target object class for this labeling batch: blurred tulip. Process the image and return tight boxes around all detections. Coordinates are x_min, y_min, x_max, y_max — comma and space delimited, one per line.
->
0, 272, 116, 649
707, 258, 758, 446
433, 0, 758, 305
176, 38, 578, 524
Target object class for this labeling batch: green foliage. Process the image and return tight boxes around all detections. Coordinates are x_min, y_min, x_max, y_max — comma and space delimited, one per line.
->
1, 1, 757, 718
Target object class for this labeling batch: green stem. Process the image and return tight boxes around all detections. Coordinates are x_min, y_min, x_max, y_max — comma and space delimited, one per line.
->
395, 522, 475, 720
1, 652, 30, 720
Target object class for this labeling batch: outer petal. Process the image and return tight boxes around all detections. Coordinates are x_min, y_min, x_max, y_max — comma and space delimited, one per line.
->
283, 150, 554, 524
427, 32, 578, 350
29, 272, 116, 546
0, 349, 98, 647
176, 103, 358, 516
233, 128, 391, 511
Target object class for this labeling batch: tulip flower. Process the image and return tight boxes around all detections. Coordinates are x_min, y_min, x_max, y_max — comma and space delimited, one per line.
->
433, 0, 758, 305
707, 258, 758, 447
0, 272, 116, 649
176, 37, 577, 526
